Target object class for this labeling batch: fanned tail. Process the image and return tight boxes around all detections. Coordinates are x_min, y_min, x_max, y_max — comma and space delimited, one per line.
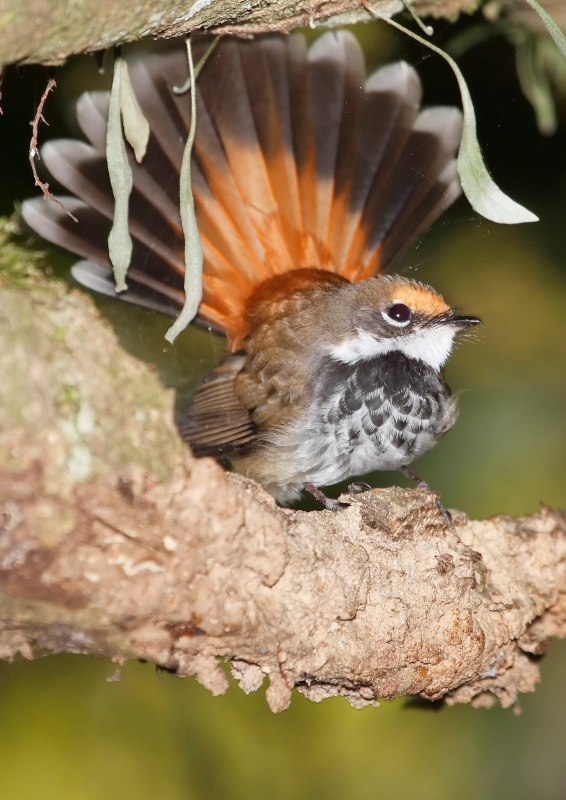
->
21, 32, 462, 349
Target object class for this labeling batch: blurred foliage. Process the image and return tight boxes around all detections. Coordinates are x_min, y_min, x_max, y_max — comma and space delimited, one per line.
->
448, 18, 566, 136
1, 9, 566, 800
513, 29, 566, 135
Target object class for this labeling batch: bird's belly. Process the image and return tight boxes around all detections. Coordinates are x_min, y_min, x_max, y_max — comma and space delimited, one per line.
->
295, 402, 446, 488
244, 352, 457, 503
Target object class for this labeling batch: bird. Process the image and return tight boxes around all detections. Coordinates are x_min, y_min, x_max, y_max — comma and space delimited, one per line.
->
22, 31, 480, 510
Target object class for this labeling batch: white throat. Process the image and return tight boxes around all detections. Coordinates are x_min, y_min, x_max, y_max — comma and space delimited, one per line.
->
328, 327, 455, 371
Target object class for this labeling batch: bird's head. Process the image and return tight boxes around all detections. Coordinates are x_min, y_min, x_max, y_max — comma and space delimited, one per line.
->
328, 275, 481, 371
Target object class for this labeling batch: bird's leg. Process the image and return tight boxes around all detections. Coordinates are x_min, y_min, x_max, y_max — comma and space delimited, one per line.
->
399, 466, 432, 492
304, 483, 350, 512
399, 466, 453, 524
348, 481, 372, 496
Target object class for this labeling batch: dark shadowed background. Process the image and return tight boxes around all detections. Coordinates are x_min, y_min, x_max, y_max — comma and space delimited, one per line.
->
1, 13, 566, 799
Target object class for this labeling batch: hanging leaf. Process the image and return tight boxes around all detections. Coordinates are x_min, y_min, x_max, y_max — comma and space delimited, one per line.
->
106, 54, 133, 293
165, 38, 203, 344
119, 59, 150, 163
365, 6, 538, 224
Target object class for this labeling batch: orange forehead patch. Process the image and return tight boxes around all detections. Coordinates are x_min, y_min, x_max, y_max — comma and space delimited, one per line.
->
391, 284, 450, 317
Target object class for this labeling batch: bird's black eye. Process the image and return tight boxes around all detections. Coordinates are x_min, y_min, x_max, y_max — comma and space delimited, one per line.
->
387, 303, 411, 323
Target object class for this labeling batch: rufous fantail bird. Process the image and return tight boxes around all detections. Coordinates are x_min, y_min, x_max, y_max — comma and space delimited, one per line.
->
22, 32, 480, 510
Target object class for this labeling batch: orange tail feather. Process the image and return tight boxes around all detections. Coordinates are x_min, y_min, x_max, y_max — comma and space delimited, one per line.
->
22, 33, 463, 347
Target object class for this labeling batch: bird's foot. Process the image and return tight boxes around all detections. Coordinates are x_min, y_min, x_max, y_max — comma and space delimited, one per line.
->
399, 466, 452, 524
348, 481, 372, 496
304, 482, 349, 512
399, 465, 432, 493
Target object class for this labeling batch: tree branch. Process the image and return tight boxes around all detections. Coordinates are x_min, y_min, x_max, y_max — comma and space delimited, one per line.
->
1, 221, 565, 713
0, 0, 478, 69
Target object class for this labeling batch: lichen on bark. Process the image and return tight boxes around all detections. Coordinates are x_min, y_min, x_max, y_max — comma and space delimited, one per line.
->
0, 218, 184, 488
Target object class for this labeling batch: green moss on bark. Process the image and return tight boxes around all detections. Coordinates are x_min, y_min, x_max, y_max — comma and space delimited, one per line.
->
0, 217, 185, 485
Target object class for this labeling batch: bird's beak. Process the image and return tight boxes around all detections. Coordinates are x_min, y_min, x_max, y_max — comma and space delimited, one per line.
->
451, 315, 481, 331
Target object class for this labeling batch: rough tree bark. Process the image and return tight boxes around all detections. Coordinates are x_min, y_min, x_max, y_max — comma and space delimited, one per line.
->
1, 221, 565, 713
0, 0, 496, 69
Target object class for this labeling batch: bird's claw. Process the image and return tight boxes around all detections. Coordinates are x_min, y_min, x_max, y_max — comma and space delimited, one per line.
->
348, 481, 372, 496
326, 499, 351, 512
436, 500, 453, 524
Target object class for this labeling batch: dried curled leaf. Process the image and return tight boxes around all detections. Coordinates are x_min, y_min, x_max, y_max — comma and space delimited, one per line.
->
119, 59, 150, 163
106, 55, 133, 293
368, 6, 538, 225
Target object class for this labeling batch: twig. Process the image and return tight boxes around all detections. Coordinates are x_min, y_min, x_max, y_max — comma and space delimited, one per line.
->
173, 36, 219, 94
402, 0, 434, 36
29, 76, 77, 222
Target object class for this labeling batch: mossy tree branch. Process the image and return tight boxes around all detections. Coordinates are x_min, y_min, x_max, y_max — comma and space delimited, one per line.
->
1, 221, 565, 713
0, 0, 479, 69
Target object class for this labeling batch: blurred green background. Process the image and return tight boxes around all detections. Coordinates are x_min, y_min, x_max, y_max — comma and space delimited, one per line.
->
1, 11, 566, 799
